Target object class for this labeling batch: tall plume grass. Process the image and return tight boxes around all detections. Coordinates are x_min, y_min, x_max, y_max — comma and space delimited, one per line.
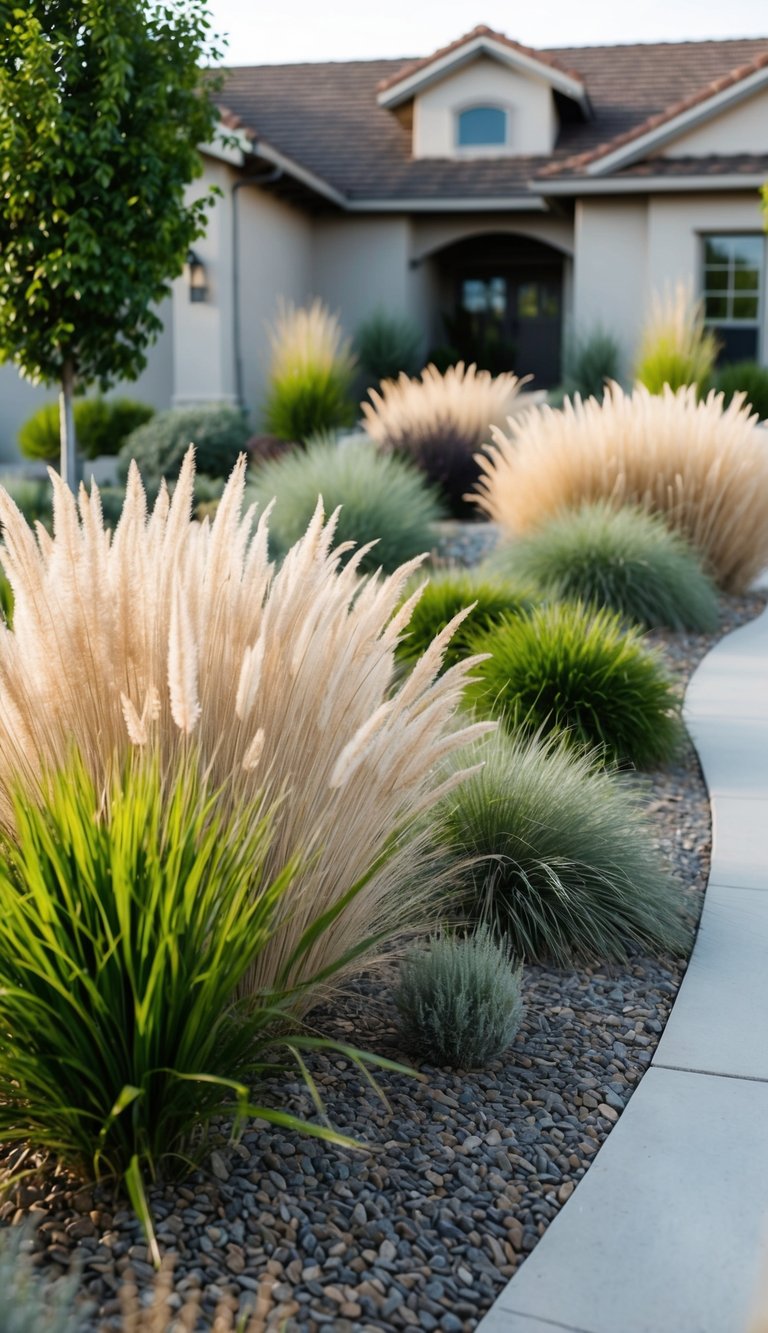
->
635, 280, 718, 394
361, 361, 534, 516
267, 297, 355, 381
0, 451, 489, 999
265, 299, 357, 441
473, 381, 768, 591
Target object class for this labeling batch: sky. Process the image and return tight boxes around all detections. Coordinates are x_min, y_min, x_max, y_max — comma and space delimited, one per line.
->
206, 0, 768, 66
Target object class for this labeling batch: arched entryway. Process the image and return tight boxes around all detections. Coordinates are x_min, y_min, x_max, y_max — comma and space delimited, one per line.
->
429, 233, 566, 388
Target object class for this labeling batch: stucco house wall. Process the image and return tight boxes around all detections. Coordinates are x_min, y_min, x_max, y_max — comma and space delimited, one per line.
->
412, 57, 557, 157
661, 87, 768, 156
574, 189, 768, 374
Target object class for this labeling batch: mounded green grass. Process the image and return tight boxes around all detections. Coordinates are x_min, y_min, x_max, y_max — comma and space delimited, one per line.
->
435, 728, 688, 964
465, 600, 682, 768
485, 502, 719, 632
396, 571, 536, 673
247, 438, 444, 574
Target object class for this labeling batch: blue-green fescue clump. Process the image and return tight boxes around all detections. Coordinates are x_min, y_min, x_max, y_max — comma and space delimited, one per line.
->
395, 926, 524, 1068
247, 437, 444, 574
0, 1226, 88, 1331
465, 599, 683, 768
485, 502, 719, 632
396, 570, 537, 673
435, 728, 687, 964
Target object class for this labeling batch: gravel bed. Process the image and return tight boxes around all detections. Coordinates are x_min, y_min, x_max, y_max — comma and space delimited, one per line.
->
0, 542, 765, 1332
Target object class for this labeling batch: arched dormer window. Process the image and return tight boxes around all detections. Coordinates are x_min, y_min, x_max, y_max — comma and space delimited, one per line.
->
456, 105, 508, 148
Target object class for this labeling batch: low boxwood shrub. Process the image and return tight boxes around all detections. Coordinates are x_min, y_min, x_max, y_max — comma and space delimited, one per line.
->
436, 729, 687, 964
355, 308, 423, 385
247, 437, 444, 574
395, 925, 524, 1067
118, 405, 250, 488
713, 360, 768, 421
465, 600, 682, 768
396, 571, 536, 673
487, 502, 719, 632
19, 397, 154, 462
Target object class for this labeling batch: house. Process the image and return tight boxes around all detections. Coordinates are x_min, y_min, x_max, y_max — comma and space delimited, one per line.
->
2, 24, 768, 461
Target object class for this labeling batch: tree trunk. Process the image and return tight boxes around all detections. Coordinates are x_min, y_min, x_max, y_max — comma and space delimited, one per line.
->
59, 360, 78, 491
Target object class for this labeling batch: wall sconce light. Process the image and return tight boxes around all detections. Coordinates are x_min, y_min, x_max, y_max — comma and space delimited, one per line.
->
185, 249, 208, 303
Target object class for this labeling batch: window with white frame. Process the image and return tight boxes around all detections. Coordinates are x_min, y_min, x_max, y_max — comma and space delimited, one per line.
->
456, 105, 507, 148
702, 234, 764, 363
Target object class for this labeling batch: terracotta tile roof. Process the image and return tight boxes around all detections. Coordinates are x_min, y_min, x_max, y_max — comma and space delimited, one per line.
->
540, 47, 768, 176
217, 37, 768, 203
375, 24, 584, 95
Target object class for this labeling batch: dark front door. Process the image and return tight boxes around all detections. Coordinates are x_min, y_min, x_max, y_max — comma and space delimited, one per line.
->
436, 235, 564, 388
456, 268, 562, 386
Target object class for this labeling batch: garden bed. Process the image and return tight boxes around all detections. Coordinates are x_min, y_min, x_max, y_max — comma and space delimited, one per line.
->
0, 532, 764, 1333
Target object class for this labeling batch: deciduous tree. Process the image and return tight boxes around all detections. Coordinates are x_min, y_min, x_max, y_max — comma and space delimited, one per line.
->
0, 0, 222, 486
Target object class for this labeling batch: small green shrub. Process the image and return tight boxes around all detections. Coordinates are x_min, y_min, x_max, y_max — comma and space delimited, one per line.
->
118, 406, 250, 487
713, 361, 768, 421
355, 308, 423, 384
635, 282, 718, 394
560, 325, 622, 402
265, 364, 356, 442
0, 751, 376, 1222
465, 601, 682, 768
395, 925, 524, 1067
435, 729, 687, 963
0, 1226, 88, 1332
19, 398, 154, 462
396, 571, 536, 673
486, 503, 719, 632
247, 438, 444, 574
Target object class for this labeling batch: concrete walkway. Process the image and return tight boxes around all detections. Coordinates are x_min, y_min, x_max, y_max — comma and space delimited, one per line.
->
476, 600, 768, 1333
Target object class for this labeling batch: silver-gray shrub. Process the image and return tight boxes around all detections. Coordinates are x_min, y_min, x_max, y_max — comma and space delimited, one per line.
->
395, 925, 524, 1068
0, 1227, 89, 1332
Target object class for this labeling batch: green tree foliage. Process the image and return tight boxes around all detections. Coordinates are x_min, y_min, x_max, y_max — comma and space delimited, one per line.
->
0, 0, 222, 484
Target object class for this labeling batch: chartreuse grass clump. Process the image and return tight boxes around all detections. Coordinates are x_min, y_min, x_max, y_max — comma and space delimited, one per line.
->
435, 729, 688, 965
486, 502, 719, 632
396, 570, 537, 673
395, 925, 524, 1068
465, 600, 682, 768
0, 751, 412, 1259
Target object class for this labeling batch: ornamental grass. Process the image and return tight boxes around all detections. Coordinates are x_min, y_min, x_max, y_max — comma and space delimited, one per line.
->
247, 436, 444, 574
0, 752, 396, 1234
486, 502, 719, 632
265, 299, 357, 441
465, 600, 682, 769
395, 570, 536, 674
473, 381, 768, 592
361, 361, 533, 517
0, 451, 488, 1001
634, 280, 718, 394
435, 728, 687, 964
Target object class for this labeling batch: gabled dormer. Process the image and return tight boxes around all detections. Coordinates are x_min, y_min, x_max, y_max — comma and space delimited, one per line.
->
377, 25, 591, 159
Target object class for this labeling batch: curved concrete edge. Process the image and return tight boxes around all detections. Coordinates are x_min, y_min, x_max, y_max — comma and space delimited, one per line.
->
475, 598, 768, 1333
